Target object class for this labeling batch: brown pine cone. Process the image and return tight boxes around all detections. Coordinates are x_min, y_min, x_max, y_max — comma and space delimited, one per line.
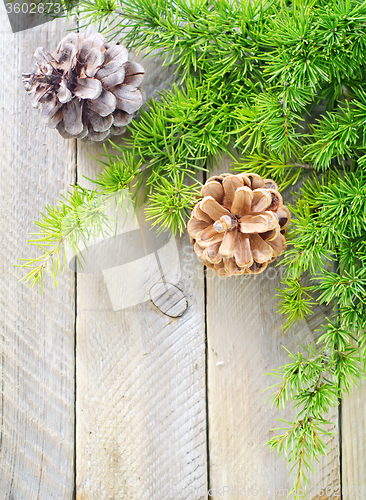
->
187, 173, 291, 277
22, 33, 144, 142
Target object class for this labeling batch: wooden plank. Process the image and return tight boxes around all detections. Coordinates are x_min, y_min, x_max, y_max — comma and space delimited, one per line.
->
0, 9, 75, 500
341, 380, 366, 496
75, 50, 207, 500
206, 155, 340, 499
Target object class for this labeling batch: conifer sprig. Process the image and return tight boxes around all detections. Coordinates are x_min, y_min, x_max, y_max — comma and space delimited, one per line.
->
18, 186, 114, 290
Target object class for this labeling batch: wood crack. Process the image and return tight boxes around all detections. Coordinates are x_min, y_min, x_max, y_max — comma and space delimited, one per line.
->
36, 451, 44, 500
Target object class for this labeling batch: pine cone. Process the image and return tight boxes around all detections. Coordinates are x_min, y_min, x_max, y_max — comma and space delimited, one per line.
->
187, 173, 291, 276
22, 33, 144, 142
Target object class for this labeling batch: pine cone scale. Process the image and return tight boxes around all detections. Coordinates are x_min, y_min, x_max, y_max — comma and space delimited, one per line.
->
41, 94, 62, 124
250, 233, 273, 263
268, 233, 286, 255
123, 62, 145, 86
113, 85, 143, 114
231, 186, 252, 216
220, 229, 237, 258
234, 233, 252, 268
78, 34, 102, 61
113, 110, 132, 127
197, 224, 219, 244
59, 47, 78, 72
104, 45, 129, 65
187, 218, 209, 237
88, 90, 116, 117
33, 48, 54, 75
205, 242, 222, 263
198, 230, 224, 248
88, 127, 110, 142
96, 61, 126, 89
277, 206, 291, 227
251, 189, 272, 212
57, 80, 72, 103
29, 84, 49, 106
74, 78, 102, 100
201, 196, 231, 220
201, 180, 224, 203
48, 108, 64, 128
239, 213, 274, 233
192, 203, 213, 224
222, 175, 243, 209
85, 49, 105, 77
63, 99, 84, 136
88, 110, 113, 133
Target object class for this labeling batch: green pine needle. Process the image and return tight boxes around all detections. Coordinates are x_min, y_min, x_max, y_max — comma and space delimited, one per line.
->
145, 174, 201, 235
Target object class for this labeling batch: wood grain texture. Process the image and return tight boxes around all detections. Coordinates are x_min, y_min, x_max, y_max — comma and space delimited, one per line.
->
0, 8, 75, 500
75, 48, 207, 500
342, 380, 366, 496
206, 156, 340, 500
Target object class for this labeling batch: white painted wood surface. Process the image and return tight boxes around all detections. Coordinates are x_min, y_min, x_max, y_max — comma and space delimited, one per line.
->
1, 8, 362, 500
0, 7, 75, 500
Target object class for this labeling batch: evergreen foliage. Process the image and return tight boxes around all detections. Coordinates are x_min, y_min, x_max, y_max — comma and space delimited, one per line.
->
21, 0, 366, 495
19, 185, 113, 290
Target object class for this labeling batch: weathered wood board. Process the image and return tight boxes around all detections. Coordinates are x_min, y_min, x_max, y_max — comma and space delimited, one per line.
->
74, 50, 207, 500
75, 240, 207, 500
206, 157, 340, 500
0, 8, 75, 500
342, 379, 366, 497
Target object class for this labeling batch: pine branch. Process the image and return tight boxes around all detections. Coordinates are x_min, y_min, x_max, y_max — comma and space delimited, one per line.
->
18, 186, 119, 290
266, 331, 364, 496
269, 165, 366, 495
277, 278, 316, 332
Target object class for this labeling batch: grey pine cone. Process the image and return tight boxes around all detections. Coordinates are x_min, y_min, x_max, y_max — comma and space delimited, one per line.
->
22, 33, 145, 141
